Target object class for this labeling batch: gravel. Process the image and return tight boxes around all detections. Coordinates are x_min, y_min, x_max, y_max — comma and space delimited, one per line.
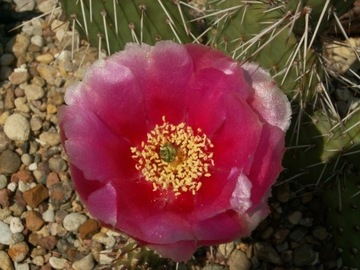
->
0, 1, 359, 269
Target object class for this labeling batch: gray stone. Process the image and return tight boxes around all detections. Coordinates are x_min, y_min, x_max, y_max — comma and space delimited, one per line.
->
288, 211, 303, 225
0, 66, 12, 81
0, 54, 15, 66
0, 150, 21, 175
63, 213, 87, 232
254, 242, 282, 265
293, 244, 318, 266
49, 157, 67, 172
4, 113, 30, 141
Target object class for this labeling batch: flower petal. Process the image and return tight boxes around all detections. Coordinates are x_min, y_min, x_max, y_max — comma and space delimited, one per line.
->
212, 93, 263, 173
247, 124, 286, 205
112, 41, 193, 125
147, 241, 196, 262
64, 59, 149, 143
243, 63, 291, 131
185, 43, 254, 101
61, 109, 136, 181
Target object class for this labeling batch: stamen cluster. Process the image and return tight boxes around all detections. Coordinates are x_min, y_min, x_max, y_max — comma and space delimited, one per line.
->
131, 116, 214, 196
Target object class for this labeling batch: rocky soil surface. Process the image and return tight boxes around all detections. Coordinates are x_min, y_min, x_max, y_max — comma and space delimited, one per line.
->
0, 1, 359, 270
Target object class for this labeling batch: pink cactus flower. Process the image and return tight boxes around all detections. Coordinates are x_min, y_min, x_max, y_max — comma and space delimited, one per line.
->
59, 41, 291, 262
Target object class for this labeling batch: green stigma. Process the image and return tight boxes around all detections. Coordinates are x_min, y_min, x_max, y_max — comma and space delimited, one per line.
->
159, 143, 177, 163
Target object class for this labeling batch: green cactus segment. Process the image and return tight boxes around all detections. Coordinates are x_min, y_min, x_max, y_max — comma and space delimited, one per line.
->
324, 176, 360, 268
206, 0, 321, 102
286, 0, 356, 39
60, 0, 196, 55
283, 108, 360, 185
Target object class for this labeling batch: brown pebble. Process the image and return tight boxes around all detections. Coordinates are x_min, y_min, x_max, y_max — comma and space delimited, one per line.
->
8, 241, 29, 262
23, 184, 49, 208
0, 189, 11, 207
11, 169, 34, 183
25, 210, 45, 231
9, 71, 29, 85
49, 182, 72, 207
46, 172, 60, 188
38, 235, 57, 251
79, 219, 100, 240
28, 233, 41, 246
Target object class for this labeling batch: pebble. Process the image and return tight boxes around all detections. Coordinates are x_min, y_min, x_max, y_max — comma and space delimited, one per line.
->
22, 184, 49, 208
9, 217, 24, 234
30, 35, 44, 47
63, 213, 87, 232
0, 66, 12, 81
36, 53, 54, 64
0, 250, 14, 270
48, 157, 67, 172
32, 255, 44, 266
28, 163, 37, 171
0, 150, 21, 175
12, 34, 30, 59
288, 211, 303, 225
0, 175, 8, 189
78, 219, 100, 239
8, 242, 29, 262
254, 242, 282, 265
72, 254, 95, 270
14, 98, 29, 113
25, 210, 45, 231
3, 113, 30, 141
38, 0, 58, 13
38, 235, 57, 251
293, 244, 318, 266
0, 220, 15, 245
29, 117, 42, 131
22, 84, 45, 100
227, 249, 251, 270
49, 257, 68, 269
42, 209, 55, 223
92, 232, 116, 249
20, 154, 32, 166
0, 53, 15, 66
0, 188, 11, 207
49, 182, 72, 207
37, 63, 57, 85
14, 262, 29, 270
14, 0, 35, 11
39, 131, 60, 146
9, 71, 29, 85
0, 131, 10, 151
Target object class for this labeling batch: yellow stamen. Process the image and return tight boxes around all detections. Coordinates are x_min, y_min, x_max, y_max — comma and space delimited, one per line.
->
130, 116, 214, 196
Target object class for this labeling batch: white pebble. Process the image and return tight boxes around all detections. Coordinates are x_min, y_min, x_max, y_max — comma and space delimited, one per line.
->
7, 182, 17, 192
0, 220, 15, 245
4, 113, 30, 141
10, 217, 24, 233
42, 209, 55, 223
15, 262, 30, 270
28, 163, 37, 171
49, 257, 68, 269
18, 181, 31, 192
63, 213, 87, 232
72, 254, 95, 270
30, 35, 44, 47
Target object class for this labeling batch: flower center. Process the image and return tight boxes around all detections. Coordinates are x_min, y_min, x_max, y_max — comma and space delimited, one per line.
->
130, 116, 214, 196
